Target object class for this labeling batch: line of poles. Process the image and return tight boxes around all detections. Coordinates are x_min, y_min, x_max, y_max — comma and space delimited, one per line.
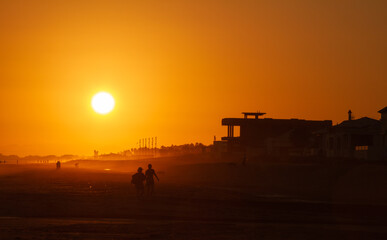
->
138, 137, 157, 149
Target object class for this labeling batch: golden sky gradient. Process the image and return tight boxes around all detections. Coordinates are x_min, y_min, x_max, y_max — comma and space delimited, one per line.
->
0, 0, 386, 156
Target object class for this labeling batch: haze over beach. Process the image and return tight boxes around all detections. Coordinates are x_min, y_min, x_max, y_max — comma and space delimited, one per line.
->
0, 0, 386, 156
1, 1, 387, 240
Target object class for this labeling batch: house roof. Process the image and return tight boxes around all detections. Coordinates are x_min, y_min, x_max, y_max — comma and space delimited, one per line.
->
378, 106, 387, 113
338, 117, 380, 128
327, 117, 382, 135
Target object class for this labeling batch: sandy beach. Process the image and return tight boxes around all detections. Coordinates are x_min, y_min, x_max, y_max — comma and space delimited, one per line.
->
1, 157, 387, 239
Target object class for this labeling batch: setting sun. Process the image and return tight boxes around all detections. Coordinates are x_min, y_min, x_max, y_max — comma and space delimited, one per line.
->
91, 92, 115, 115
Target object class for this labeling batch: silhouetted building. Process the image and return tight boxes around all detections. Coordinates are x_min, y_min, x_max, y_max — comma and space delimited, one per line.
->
321, 107, 387, 160
380, 107, 387, 135
215, 112, 332, 157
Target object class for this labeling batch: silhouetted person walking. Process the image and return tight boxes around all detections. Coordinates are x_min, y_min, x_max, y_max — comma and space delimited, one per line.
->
56, 161, 61, 169
145, 164, 159, 196
131, 167, 146, 199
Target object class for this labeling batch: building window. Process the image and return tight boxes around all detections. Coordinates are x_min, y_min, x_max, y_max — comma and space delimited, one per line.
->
355, 146, 368, 151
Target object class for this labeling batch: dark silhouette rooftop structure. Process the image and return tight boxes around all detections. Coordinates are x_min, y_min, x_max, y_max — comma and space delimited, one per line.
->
321, 108, 387, 160
242, 112, 266, 119
378, 107, 387, 113
220, 112, 332, 154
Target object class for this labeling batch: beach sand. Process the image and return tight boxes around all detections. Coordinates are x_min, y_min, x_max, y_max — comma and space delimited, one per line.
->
1, 157, 387, 239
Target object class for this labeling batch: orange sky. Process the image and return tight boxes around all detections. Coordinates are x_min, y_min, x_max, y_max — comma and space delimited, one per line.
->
0, 0, 386, 156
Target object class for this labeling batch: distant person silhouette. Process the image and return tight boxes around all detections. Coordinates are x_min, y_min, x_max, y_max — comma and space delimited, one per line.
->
56, 161, 61, 169
131, 167, 146, 199
145, 164, 159, 196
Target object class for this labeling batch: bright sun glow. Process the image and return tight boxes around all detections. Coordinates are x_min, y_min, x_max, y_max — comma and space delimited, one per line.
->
91, 92, 115, 114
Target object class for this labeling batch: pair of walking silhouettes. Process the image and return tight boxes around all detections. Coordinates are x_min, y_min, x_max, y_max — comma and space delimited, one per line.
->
131, 164, 159, 199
